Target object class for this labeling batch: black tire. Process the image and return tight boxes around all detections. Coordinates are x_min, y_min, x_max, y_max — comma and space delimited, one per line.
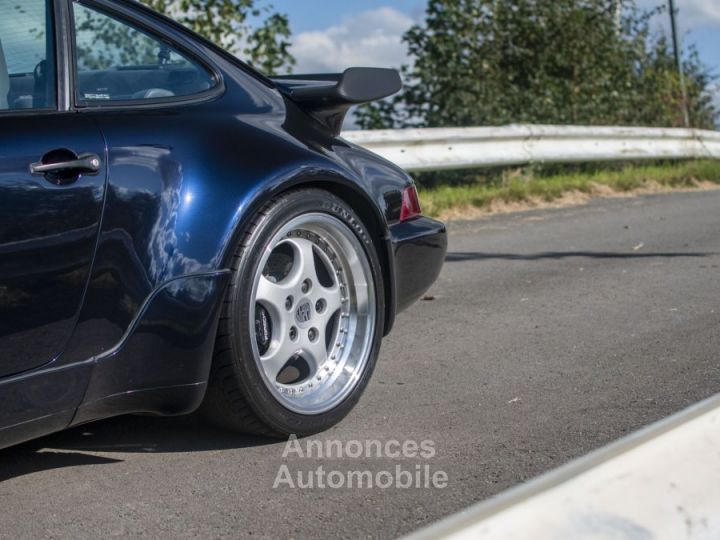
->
200, 188, 385, 437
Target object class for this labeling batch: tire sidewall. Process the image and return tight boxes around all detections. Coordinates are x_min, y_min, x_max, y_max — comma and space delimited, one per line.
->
229, 189, 385, 436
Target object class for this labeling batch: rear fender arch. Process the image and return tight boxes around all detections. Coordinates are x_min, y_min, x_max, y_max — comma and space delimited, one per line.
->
218, 173, 397, 336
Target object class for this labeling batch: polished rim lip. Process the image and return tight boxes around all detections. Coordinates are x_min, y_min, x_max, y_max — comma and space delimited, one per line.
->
249, 212, 376, 415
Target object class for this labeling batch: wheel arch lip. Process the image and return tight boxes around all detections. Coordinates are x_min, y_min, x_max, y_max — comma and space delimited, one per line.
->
217, 164, 401, 337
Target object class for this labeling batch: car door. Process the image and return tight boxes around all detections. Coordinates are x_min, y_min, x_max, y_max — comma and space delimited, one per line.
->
0, 0, 107, 378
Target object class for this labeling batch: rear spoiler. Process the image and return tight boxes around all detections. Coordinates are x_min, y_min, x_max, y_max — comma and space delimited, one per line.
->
271, 67, 402, 136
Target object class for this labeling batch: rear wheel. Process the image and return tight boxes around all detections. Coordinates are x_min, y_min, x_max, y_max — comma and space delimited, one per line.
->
201, 189, 384, 436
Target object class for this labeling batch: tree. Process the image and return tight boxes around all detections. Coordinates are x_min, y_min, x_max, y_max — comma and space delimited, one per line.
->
141, 0, 294, 74
356, 0, 717, 130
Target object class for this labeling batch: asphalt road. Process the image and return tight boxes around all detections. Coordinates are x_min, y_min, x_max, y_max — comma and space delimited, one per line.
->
2, 189, 720, 539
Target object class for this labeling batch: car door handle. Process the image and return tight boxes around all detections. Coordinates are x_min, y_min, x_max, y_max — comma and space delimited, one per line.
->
30, 153, 102, 176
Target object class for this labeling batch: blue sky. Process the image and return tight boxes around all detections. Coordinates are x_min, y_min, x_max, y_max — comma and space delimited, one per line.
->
272, 0, 718, 107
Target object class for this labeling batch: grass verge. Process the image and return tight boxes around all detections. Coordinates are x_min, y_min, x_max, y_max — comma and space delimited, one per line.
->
419, 160, 720, 220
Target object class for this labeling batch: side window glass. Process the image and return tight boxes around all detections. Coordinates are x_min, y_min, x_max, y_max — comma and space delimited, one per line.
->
0, 0, 56, 111
72, 2, 217, 103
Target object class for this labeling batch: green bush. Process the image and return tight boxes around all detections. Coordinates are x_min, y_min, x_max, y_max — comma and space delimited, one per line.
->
357, 0, 717, 138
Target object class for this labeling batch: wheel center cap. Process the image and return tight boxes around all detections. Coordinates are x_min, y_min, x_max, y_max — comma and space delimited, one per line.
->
295, 300, 313, 325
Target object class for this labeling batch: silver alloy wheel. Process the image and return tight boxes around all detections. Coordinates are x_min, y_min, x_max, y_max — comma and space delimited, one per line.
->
249, 213, 376, 414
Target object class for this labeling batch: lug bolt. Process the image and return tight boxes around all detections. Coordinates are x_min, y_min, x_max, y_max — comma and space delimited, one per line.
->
285, 295, 294, 311
301, 279, 312, 294
308, 328, 318, 342
290, 327, 298, 341
315, 299, 326, 313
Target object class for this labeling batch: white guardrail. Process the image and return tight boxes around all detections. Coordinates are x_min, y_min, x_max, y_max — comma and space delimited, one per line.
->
406, 393, 720, 540
343, 125, 720, 172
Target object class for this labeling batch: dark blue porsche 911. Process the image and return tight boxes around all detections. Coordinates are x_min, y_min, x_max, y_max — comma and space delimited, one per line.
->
0, 0, 446, 448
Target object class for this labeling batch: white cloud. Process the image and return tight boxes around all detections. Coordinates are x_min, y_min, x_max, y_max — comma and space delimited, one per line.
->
290, 7, 414, 73
638, 0, 720, 32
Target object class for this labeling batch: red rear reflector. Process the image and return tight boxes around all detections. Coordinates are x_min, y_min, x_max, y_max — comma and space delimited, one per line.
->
400, 185, 422, 222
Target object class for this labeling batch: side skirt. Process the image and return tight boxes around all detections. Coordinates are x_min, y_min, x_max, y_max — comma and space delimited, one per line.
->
0, 271, 230, 449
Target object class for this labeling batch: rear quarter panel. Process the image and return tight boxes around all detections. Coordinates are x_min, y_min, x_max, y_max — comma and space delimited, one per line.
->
60, 53, 409, 368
